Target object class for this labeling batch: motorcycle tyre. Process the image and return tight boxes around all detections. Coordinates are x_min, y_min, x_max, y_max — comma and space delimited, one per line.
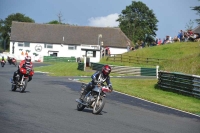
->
77, 103, 86, 111
20, 78, 28, 93
11, 84, 17, 91
93, 97, 105, 114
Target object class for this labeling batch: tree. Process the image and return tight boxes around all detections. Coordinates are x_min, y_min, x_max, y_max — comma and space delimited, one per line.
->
47, 20, 61, 24
117, 1, 158, 45
191, 0, 200, 24
0, 13, 34, 50
185, 19, 194, 31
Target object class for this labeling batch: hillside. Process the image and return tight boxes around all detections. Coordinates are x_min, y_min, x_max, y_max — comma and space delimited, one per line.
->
100, 42, 200, 75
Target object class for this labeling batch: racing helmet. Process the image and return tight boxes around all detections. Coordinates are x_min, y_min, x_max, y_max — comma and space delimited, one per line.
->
102, 65, 111, 75
25, 56, 31, 63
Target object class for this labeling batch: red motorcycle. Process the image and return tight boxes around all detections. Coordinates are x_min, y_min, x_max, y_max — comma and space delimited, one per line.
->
8, 58, 17, 66
11, 67, 34, 93
1, 60, 6, 67
11, 58, 17, 67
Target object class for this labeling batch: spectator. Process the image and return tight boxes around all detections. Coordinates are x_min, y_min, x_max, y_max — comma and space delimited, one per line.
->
173, 36, 180, 42
155, 38, 158, 45
157, 38, 162, 45
126, 41, 130, 52
189, 33, 197, 41
177, 30, 184, 42
163, 36, 170, 44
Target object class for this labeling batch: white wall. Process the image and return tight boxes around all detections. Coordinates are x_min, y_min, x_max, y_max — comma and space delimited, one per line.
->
9, 41, 127, 62
109, 47, 127, 55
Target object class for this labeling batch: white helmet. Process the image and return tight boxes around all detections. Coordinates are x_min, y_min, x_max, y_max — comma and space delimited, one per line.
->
25, 56, 31, 63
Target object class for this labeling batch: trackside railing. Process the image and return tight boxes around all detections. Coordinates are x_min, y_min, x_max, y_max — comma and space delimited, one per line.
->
43, 56, 76, 62
157, 71, 200, 98
90, 63, 159, 77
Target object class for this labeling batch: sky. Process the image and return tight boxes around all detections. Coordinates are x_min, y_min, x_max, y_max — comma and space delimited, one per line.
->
0, 0, 199, 40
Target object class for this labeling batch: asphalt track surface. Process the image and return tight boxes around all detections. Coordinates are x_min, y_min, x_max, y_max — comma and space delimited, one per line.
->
0, 62, 199, 133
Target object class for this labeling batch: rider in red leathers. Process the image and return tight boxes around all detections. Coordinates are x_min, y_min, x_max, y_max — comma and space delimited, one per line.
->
12, 56, 34, 84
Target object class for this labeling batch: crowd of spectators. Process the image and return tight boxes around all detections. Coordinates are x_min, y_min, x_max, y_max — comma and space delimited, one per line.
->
126, 29, 200, 52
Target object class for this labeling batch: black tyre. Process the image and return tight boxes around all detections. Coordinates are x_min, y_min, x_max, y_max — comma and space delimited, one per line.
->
77, 103, 86, 111
93, 97, 105, 114
14, 62, 17, 67
20, 78, 28, 93
11, 84, 17, 91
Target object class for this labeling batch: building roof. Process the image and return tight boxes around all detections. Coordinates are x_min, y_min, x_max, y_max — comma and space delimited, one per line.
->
10, 21, 132, 48
192, 25, 200, 34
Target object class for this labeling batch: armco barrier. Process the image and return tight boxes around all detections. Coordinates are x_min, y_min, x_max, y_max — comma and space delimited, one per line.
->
43, 56, 76, 62
90, 62, 158, 76
157, 71, 200, 98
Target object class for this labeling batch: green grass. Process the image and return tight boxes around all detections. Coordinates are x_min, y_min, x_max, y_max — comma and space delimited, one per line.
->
34, 62, 94, 76
101, 42, 200, 75
34, 42, 200, 115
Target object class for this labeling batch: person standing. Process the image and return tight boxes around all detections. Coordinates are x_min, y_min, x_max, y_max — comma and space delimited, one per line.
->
127, 41, 130, 52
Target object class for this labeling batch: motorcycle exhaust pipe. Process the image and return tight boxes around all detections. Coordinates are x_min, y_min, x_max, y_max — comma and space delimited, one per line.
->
75, 99, 88, 106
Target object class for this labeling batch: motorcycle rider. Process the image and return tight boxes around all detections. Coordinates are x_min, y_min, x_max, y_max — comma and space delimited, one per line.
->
12, 56, 33, 84
1, 56, 6, 62
7, 56, 12, 64
80, 65, 113, 100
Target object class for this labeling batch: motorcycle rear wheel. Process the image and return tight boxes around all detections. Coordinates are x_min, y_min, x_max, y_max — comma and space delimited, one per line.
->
20, 78, 28, 93
11, 84, 17, 91
1, 63, 4, 67
93, 97, 105, 114
77, 103, 86, 111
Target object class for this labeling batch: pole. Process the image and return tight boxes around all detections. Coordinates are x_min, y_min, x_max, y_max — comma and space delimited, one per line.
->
156, 65, 159, 79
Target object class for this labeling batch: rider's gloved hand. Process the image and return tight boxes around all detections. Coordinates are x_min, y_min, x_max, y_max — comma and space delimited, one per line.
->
22, 64, 26, 68
109, 85, 113, 92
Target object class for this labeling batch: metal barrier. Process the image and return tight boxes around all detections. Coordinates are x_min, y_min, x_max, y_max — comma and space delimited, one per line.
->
157, 71, 200, 98
90, 62, 158, 76
43, 56, 76, 62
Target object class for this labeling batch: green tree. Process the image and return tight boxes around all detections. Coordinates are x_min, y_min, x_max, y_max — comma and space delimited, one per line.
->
117, 1, 158, 45
191, 0, 200, 24
47, 20, 61, 24
0, 13, 34, 50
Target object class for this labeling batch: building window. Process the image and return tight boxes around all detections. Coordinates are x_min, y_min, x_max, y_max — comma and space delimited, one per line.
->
50, 53, 57, 57
68, 45, 76, 50
44, 44, 53, 49
24, 42, 30, 47
87, 51, 96, 57
18, 43, 24, 47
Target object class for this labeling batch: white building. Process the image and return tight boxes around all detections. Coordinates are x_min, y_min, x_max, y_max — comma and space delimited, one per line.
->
10, 21, 133, 62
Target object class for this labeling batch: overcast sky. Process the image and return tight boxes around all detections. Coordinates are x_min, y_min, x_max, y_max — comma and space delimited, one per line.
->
0, 0, 199, 39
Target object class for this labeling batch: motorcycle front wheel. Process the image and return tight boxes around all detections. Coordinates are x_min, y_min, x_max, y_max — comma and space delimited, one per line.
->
93, 97, 105, 114
77, 103, 86, 111
14, 62, 17, 67
11, 84, 17, 91
20, 78, 28, 93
